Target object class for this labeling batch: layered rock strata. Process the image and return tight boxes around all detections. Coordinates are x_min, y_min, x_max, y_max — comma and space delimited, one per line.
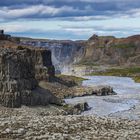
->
20, 34, 140, 72
80, 34, 140, 66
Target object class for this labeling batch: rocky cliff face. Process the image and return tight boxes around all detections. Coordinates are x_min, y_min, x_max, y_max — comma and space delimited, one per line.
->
30, 47, 55, 81
0, 41, 60, 107
20, 39, 85, 73
80, 35, 140, 66
20, 35, 140, 75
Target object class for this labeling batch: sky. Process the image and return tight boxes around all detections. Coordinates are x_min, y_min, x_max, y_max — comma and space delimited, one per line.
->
0, 0, 140, 40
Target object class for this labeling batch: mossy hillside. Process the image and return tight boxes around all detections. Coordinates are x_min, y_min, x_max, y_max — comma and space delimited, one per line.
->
134, 76, 140, 83
89, 67, 140, 83
97, 43, 136, 49
111, 43, 136, 49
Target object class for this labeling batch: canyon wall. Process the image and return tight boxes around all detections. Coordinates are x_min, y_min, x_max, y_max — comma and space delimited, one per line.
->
21, 35, 140, 67
20, 34, 140, 75
0, 41, 60, 107
21, 39, 85, 73
80, 35, 140, 66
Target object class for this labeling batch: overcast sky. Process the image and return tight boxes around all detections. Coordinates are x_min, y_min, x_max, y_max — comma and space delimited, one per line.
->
0, 0, 140, 40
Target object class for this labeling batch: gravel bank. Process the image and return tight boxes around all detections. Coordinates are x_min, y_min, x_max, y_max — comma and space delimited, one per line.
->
0, 106, 140, 140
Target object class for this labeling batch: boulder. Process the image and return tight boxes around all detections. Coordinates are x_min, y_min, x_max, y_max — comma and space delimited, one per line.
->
92, 85, 116, 96
74, 102, 90, 111
64, 102, 90, 115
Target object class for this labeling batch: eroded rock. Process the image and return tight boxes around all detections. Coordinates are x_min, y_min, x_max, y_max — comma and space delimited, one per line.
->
0, 44, 61, 107
64, 102, 90, 115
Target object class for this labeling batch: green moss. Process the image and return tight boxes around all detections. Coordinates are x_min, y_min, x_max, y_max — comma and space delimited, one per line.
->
111, 43, 136, 48
63, 104, 69, 109
134, 76, 140, 83
90, 67, 140, 83
98, 46, 105, 48
56, 74, 87, 84
17, 45, 25, 50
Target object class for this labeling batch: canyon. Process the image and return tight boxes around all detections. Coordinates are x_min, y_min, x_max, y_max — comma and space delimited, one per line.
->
20, 34, 140, 75
0, 32, 115, 109
0, 31, 140, 139
21, 38, 85, 73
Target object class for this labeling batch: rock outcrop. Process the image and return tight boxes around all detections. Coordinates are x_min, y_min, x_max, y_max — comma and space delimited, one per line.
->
20, 38, 85, 73
39, 80, 116, 99
28, 47, 55, 81
20, 34, 140, 75
80, 34, 140, 66
64, 102, 90, 115
68, 85, 116, 98
0, 48, 36, 107
0, 42, 61, 107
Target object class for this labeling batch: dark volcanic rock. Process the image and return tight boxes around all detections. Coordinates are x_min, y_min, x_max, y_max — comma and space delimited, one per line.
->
92, 85, 116, 96
71, 85, 117, 97
64, 102, 90, 115
0, 44, 61, 108
74, 102, 89, 112
0, 48, 36, 107
31, 48, 55, 81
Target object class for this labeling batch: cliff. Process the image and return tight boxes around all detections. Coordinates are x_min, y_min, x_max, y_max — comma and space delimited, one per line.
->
0, 41, 60, 107
80, 35, 140, 66
20, 34, 140, 74
27, 47, 55, 81
20, 39, 85, 73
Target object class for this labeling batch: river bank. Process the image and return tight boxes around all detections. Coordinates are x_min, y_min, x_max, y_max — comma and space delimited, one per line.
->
65, 76, 140, 119
0, 76, 140, 139
89, 67, 140, 83
62, 65, 140, 83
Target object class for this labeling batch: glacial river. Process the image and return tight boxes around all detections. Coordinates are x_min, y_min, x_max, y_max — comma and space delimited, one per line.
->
65, 76, 140, 118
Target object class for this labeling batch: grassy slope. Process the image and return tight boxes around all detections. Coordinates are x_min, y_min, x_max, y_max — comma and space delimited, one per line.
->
89, 67, 140, 83
56, 74, 87, 85
111, 43, 136, 48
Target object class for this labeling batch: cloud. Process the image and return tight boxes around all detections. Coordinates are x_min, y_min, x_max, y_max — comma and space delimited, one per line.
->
1, 18, 140, 40
0, 5, 79, 20
0, 0, 140, 21
0, 0, 140, 39
59, 23, 140, 38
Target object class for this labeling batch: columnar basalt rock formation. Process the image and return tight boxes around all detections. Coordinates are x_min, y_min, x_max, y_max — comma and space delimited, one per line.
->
0, 43, 60, 107
24, 46, 55, 81
0, 48, 37, 107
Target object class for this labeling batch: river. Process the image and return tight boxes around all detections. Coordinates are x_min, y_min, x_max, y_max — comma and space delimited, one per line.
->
65, 76, 140, 119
